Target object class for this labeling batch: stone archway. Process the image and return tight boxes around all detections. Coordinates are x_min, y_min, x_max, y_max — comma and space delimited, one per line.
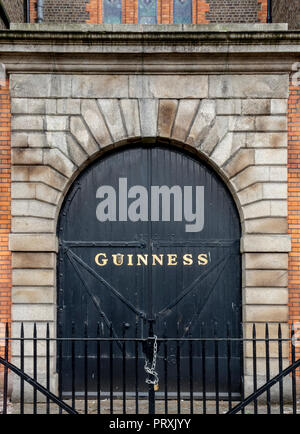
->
10, 73, 290, 396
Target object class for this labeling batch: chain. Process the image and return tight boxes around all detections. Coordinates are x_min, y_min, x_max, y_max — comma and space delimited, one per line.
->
144, 335, 159, 386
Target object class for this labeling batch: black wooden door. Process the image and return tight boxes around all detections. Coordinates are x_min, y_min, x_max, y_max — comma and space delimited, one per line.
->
57, 143, 242, 398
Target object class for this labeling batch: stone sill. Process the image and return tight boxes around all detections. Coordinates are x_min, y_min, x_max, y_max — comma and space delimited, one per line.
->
10, 23, 288, 33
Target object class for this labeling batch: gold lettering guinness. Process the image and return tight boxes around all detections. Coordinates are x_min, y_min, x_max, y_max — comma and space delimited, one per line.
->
95, 253, 210, 267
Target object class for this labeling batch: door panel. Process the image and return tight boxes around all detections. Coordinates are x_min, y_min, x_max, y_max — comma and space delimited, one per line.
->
57, 143, 242, 397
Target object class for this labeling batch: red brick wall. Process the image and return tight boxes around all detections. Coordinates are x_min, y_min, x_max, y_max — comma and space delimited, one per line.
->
85, 0, 269, 25
0, 79, 11, 351
258, 0, 268, 23
29, 0, 37, 23
288, 76, 300, 360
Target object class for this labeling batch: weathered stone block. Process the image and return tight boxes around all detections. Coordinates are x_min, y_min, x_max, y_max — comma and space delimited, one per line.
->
12, 287, 54, 304
243, 200, 271, 219
120, 99, 141, 138
172, 99, 199, 142
12, 200, 56, 219
245, 287, 288, 305
12, 269, 55, 287
228, 116, 255, 131
244, 218, 288, 234
72, 75, 128, 98
244, 305, 288, 323
216, 99, 241, 115
209, 75, 288, 98
12, 149, 43, 165
270, 200, 287, 217
9, 234, 58, 252
200, 116, 228, 155
255, 149, 287, 165
237, 184, 263, 206
12, 115, 44, 131
12, 217, 55, 234
12, 303, 54, 322
271, 99, 288, 115
256, 116, 287, 131
11, 183, 36, 199
231, 166, 270, 191
28, 166, 67, 191
98, 99, 126, 143
139, 99, 158, 137
245, 253, 288, 270
246, 132, 287, 148
245, 270, 288, 287
129, 75, 208, 99
187, 99, 216, 147
241, 235, 291, 252
157, 99, 177, 138
80, 100, 111, 149
43, 149, 76, 178
57, 99, 81, 115
11, 74, 72, 98
46, 116, 68, 131
242, 99, 270, 115
262, 183, 287, 200
269, 167, 287, 182
12, 252, 56, 269
223, 148, 255, 177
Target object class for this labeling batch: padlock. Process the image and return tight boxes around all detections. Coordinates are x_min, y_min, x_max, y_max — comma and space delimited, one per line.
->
154, 384, 159, 392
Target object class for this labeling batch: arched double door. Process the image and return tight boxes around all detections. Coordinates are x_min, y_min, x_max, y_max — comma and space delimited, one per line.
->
58, 143, 242, 398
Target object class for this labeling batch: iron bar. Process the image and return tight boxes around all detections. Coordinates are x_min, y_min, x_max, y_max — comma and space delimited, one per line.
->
278, 324, 283, 414
265, 324, 271, 414
252, 324, 258, 414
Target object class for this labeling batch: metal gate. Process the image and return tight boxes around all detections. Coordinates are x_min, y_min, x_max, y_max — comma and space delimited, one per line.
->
57, 143, 242, 398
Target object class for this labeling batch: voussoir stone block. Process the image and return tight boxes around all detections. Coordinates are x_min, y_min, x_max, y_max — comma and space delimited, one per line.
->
231, 166, 270, 191
139, 99, 158, 137
187, 99, 216, 147
28, 166, 67, 191
241, 235, 291, 253
9, 234, 58, 252
11, 199, 56, 219
238, 184, 263, 206
200, 116, 228, 155
209, 75, 289, 99
43, 148, 76, 178
120, 99, 141, 138
172, 99, 199, 142
98, 99, 126, 143
12, 217, 55, 234
243, 200, 271, 220
81, 100, 112, 149
223, 148, 255, 177
244, 218, 288, 234
70, 115, 100, 156
157, 99, 178, 138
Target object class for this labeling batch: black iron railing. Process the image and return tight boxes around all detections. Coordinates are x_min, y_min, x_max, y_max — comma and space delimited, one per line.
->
0, 322, 299, 414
